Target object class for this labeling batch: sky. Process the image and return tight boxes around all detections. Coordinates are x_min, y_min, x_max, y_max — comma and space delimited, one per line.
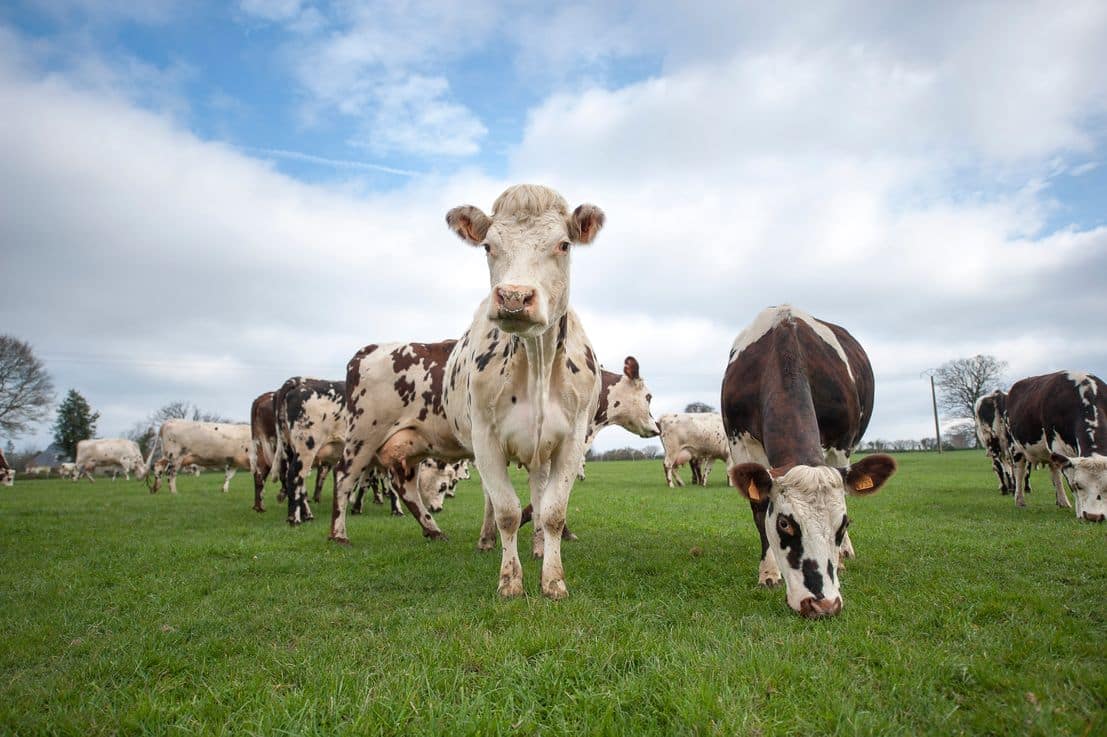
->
1, 0, 1106, 454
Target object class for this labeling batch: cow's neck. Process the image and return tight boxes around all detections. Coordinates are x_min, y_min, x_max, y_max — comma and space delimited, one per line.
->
516, 315, 565, 467
760, 325, 825, 469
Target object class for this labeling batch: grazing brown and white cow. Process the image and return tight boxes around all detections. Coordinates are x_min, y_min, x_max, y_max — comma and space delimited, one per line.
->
248, 391, 278, 513
973, 390, 1026, 496
658, 412, 729, 488
270, 378, 347, 525
1006, 371, 1107, 522
73, 438, 146, 482
722, 305, 897, 618
149, 420, 251, 494
56, 462, 75, 480
0, 448, 13, 487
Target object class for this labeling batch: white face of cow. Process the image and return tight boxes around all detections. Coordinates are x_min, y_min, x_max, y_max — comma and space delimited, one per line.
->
1055, 453, 1107, 522
731, 455, 897, 618
453, 460, 471, 480
607, 357, 660, 438
446, 185, 604, 338
1, 469, 13, 487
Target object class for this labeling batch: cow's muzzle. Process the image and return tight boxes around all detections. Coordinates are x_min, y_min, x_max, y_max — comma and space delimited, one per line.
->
1083, 512, 1105, 522
492, 284, 541, 325
798, 596, 843, 619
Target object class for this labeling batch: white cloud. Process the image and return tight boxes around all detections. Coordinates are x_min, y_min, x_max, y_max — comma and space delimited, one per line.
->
3, 2, 1107, 454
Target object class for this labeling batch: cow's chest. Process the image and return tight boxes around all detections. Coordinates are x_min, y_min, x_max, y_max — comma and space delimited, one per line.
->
495, 393, 574, 464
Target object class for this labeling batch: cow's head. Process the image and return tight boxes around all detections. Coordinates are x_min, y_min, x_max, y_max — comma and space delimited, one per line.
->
606, 356, 660, 437
730, 454, 897, 618
452, 460, 471, 481
447, 185, 604, 337
1, 469, 14, 487
418, 459, 452, 513
1052, 453, 1107, 522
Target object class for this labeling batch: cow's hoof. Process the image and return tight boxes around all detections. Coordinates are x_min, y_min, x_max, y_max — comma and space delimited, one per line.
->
303, 514, 315, 522
276, 493, 286, 503
391, 510, 403, 517
542, 579, 569, 600
477, 537, 496, 551
350, 507, 363, 515
532, 549, 544, 560
329, 535, 350, 545
1016, 500, 1027, 508
425, 531, 448, 542
563, 530, 579, 542
759, 575, 782, 588
1057, 501, 1073, 509
253, 505, 265, 513
498, 578, 524, 598
287, 518, 301, 527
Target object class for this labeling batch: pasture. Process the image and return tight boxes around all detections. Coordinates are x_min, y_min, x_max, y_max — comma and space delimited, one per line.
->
1, 452, 1104, 736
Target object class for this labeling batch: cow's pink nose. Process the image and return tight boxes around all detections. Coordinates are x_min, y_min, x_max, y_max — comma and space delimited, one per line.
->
1083, 512, 1105, 522
494, 285, 536, 315
799, 596, 843, 618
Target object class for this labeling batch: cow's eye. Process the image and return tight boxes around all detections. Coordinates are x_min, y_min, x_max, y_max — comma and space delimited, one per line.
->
558, 241, 571, 253
777, 516, 794, 535
646, 394, 652, 402
482, 243, 491, 253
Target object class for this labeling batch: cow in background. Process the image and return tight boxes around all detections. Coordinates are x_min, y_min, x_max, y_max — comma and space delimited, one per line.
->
1006, 371, 1107, 521
973, 390, 1026, 495
0, 448, 13, 486
271, 377, 347, 525
723, 305, 896, 618
149, 420, 251, 494
73, 439, 146, 482
658, 413, 729, 488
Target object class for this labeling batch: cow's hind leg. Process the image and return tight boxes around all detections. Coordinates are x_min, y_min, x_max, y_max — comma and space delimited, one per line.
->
378, 430, 443, 538
330, 444, 376, 543
312, 464, 330, 504
221, 466, 236, 494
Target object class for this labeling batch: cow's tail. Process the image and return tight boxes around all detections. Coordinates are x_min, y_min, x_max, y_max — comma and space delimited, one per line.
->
142, 428, 160, 489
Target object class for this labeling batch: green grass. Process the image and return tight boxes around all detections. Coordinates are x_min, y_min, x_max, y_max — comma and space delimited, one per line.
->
1, 452, 1104, 736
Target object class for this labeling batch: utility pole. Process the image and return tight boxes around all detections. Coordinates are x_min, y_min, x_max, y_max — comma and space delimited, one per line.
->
927, 372, 942, 454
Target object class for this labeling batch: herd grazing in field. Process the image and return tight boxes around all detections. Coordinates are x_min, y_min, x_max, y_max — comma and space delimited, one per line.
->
6, 184, 1105, 617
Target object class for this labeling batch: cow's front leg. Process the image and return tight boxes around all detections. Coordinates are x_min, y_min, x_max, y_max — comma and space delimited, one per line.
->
167, 462, 179, 494
473, 436, 522, 597
750, 498, 782, 587
221, 466, 236, 494
700, 460, 714, 486
252, 463, 267, 512
1049, 465, 1072, 509
330, 444, 374, 543
539, 433, 588, 600
529, 462, 551, 559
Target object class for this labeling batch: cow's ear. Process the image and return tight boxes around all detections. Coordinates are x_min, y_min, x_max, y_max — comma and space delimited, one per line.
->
843, 454, 897, 496
623, 356, 640, 381
569, 204, 605, 244
1050, 452, 1073, 469
730, 463, 772, 502
446, 205, 492, 245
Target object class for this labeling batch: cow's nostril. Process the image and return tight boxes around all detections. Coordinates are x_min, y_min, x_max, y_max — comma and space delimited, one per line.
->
1084, 512, 1105, 522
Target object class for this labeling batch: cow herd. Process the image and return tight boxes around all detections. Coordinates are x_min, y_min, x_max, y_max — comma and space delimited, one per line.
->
4, 184, 1104, 618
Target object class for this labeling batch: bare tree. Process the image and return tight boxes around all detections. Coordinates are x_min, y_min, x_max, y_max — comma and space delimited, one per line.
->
148, 401, 234, 426
0, 335, 55, 439
684, 402, 715, 413
935, 354, 1007, 419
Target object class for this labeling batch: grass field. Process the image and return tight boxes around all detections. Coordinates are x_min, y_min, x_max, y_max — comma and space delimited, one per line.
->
1, 451, 1104, 736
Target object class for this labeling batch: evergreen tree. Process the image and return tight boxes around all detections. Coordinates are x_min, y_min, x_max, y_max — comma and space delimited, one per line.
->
52, 390, 100, 461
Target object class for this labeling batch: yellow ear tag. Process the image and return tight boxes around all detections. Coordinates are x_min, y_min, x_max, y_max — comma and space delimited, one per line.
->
747, 480, 761, 500
854, 475, 874, 491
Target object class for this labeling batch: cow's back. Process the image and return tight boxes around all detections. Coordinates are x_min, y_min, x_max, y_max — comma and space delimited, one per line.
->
722, 306, 871, 461
1007, 371, 1107, 457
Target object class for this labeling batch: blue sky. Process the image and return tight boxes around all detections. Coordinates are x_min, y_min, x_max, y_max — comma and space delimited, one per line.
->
1, 0, 1106, 452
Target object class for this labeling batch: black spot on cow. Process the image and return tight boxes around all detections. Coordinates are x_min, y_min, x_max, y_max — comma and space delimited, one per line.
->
584, 346, 596, 374
557, 314, 568, 348
474, 342, 499, 372
826, 558, 836, 584
834, 516, 849, 547
566, 358, 580, 374
394, 376, 417, 405
777, 514, 803, 569
511, 396, 516, 404
803, 559, 825, 599
306, 437, 315, 450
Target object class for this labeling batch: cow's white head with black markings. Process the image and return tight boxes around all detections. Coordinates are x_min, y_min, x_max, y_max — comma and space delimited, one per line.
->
604, 357, 660, 438
1052, 453, 1107, 522
1, 469, 13, 487
730, 454, 897, 618
446, 184, 604, 337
